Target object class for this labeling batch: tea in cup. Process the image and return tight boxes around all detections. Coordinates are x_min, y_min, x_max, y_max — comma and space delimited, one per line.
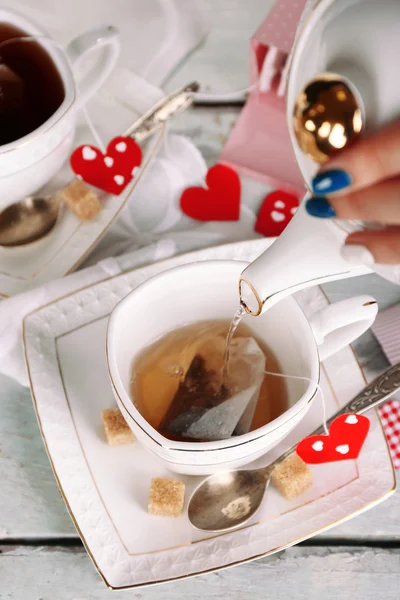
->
132, 318, 288, 442
0, 8, 120, 210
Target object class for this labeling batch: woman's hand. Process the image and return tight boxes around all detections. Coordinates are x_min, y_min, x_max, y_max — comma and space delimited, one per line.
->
305, 120, 400, 265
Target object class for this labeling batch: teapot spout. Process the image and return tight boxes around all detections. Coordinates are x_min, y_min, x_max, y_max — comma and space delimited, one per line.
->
240, 203, 372, 316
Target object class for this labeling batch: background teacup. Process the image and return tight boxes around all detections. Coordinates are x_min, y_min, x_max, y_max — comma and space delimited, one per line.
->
0, 8, 120, 210
107, 261, 377, 475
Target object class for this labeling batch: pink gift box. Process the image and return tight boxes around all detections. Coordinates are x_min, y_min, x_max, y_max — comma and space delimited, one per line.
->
219, 0, 308, 194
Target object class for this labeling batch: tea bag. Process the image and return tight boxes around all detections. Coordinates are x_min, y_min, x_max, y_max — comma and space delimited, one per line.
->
159, 354, 228, 438
159, 336, 265, 441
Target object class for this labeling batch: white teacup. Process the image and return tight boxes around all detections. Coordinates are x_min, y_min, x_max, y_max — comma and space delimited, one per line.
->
0, 8, 120, 209
107, 261, 377, 475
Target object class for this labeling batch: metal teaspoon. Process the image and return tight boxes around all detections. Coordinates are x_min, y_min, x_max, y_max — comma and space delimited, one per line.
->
188, 363, 400, 532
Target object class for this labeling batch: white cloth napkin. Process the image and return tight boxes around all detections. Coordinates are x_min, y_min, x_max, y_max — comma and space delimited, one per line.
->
0, 241, 176, 386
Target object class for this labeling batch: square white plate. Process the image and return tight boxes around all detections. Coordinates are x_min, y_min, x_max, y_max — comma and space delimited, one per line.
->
23, 240, 395, 590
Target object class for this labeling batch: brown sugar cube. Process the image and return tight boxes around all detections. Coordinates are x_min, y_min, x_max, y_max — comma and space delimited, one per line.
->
102, 408, 135, 446
271, 453, 312, 501
60, 179, 102, 220
148, 478, 185, 517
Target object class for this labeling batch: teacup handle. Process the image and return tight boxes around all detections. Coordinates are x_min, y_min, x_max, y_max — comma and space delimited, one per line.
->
66, 25, 120, 108
309, 295, 378, 361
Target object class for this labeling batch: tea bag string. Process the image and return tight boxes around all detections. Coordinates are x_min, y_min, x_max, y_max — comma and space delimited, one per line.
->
0, 35, 106, 152
261, 369, 329, 436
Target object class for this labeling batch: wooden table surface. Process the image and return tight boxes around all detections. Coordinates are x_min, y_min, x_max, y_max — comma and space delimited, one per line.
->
2, 1, 400, 598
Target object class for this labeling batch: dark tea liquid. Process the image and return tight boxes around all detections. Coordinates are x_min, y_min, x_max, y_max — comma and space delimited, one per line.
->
0, 22, 65, 145
131, 320, 288, 441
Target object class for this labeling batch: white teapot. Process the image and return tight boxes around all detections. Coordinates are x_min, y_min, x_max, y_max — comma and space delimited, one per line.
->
241, 0, 400, 315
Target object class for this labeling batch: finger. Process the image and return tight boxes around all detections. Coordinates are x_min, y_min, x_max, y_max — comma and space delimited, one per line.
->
327, 177, 400, 225
311, 120, 400, 196
344, 228, 400, 264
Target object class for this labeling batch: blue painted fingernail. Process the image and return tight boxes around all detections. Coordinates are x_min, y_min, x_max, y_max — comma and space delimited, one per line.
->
305, 197, 336, 218
312, 169, 352, 194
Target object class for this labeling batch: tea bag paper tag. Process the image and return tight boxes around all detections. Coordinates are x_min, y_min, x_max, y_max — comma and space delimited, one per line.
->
229, 337, 266, 435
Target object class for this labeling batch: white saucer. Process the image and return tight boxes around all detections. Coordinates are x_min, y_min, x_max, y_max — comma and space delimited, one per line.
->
23, 240, 395, 590
0, 124, 164, 298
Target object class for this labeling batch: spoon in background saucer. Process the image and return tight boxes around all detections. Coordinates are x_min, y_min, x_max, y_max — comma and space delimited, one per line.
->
0, 81, 199, 248
188, 363, 400, 533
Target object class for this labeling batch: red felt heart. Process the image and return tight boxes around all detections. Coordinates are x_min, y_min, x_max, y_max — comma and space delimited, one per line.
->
180, 164, 240, 221
70, 136, 142, 196
296, 414, 370, 464
255, 190, 299, 237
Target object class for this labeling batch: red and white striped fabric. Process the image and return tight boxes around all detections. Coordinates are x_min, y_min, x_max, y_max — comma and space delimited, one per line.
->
372, 304, 400, 468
